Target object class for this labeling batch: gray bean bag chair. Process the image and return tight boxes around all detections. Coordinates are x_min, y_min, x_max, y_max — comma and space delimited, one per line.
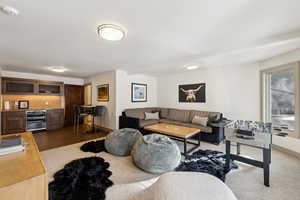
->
105, 128, 142, 156
131, 134, 181, 174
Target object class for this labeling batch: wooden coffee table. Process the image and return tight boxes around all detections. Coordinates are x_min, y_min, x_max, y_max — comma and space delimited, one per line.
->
144, 123, 201, 156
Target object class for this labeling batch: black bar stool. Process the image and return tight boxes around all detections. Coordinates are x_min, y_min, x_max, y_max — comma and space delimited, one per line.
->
73, 105, 89, 134
93, 106, 105, 131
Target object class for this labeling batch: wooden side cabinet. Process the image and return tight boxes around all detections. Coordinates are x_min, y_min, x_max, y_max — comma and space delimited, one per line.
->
1, 111, 26, 134
46, 109, 64, 130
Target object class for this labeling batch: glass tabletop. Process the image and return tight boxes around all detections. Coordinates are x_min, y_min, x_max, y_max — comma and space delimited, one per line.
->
225, 120, 272, 149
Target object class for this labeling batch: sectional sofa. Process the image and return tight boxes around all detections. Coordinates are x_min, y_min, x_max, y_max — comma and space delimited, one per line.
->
119, 107, 225, 144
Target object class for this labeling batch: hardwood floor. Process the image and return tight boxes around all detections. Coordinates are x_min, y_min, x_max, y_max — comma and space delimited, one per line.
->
33, 125, 109, 151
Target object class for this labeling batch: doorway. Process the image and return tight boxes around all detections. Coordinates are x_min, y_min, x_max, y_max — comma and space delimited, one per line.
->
64, 84, 84, 126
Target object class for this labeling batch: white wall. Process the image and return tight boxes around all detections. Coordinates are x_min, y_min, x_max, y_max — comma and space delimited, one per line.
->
259, 48, 300, 70
85, 70, 158, 129
157, 64, 261, 121
116, 70, 158, 128
2, 70, 84, 85
86, 71, 116, 130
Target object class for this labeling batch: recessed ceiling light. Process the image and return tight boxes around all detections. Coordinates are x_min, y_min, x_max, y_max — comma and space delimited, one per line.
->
0, 6, 19, 16
186, 65, 199, 70
47, 66, 68, 73
97, 24, 125, 41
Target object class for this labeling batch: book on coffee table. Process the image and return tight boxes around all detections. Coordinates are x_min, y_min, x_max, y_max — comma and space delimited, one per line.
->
0, 135, 25, 156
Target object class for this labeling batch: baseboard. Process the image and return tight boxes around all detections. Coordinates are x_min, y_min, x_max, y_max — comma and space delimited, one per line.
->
272, 144, 300, 159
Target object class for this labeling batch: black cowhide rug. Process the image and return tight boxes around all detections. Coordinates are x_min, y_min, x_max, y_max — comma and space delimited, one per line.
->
176, 149, 238, 182
80, 140, 107, 153
49, 157, 113, 200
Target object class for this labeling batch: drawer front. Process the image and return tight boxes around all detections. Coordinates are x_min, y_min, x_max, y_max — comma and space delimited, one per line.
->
2, 111, 26, 134
46, 109, 64, 130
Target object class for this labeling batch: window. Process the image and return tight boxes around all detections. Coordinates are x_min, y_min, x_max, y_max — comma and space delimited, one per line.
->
270, 70, 295, 131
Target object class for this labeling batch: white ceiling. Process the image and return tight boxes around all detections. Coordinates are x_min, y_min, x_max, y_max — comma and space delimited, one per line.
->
1, 0, 300, 78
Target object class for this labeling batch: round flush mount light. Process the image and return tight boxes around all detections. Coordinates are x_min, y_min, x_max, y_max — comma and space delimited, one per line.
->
97, 24, 125, 41
186, 65, 199, 70
0, 6, 19, 16
47, 66, 68, 73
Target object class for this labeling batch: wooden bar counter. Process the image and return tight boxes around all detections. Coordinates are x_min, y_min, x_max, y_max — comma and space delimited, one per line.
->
0, 132, 48, 200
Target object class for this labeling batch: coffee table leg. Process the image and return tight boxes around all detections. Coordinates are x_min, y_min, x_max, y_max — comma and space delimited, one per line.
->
198, 134, 201, 146
263, 148, 270, 187
184, 138, 187, 157
225, 140, 231, 170
237, 143, 241, 155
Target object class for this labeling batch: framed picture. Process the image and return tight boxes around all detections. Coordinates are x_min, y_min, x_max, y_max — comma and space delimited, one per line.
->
132, 83, 147, 102
179, 83, 206, 103
18, 100, 29, 109
97, 84, 109, 102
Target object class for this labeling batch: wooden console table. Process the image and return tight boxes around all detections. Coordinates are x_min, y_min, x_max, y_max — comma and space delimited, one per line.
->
0, 132, 48, 200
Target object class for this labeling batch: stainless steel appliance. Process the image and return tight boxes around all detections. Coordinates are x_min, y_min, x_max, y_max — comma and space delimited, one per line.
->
26, 110, 47, 131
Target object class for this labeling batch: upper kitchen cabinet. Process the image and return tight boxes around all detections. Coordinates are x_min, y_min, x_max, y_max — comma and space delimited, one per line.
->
2, 77, 64, 96
38, 81, 64, 96
2, 77, 37, 94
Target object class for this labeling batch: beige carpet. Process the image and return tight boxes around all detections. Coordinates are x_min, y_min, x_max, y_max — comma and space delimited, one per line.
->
41, 138, 158, 184
182, 141, 300, 200
41, 138, 300, 200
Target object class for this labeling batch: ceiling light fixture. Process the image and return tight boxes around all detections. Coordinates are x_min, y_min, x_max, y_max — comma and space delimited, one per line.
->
0, 6, 19, 16
97, 24, 125, 41
186, 65, 199, 70
48, 66, 68, 73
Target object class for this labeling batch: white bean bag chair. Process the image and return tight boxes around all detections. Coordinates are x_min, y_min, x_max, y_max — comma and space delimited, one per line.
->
131, 134, 181, 174
105, 128, 143, 156
106, 172, 237, 200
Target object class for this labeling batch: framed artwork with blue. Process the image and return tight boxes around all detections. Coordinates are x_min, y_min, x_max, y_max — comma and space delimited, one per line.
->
131, 83, 147, 102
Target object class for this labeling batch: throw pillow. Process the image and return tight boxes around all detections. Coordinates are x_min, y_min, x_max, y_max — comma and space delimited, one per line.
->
145, 112, 160, 120
192, 116, 208, 126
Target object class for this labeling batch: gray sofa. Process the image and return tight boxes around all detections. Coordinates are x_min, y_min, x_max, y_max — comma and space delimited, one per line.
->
119, 107, 225, 144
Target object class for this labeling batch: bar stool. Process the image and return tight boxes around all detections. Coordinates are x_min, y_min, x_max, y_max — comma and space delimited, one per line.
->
93, 106, 105, 131
73, 105, 89, 134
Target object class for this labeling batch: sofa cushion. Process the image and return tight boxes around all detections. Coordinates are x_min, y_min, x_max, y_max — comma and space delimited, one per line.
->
139, 119, 159, 128
159, 119, 188, 127
192, 116, 208, 126
125, 108, 157, 119
159, 119, 176, 124
189, 111, 220, 122
158, 108, 169, 118
145, 112, 160, 120
167, 109, 190, 122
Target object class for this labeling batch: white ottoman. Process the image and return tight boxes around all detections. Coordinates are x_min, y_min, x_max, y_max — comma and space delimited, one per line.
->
106, 172, 237, 200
